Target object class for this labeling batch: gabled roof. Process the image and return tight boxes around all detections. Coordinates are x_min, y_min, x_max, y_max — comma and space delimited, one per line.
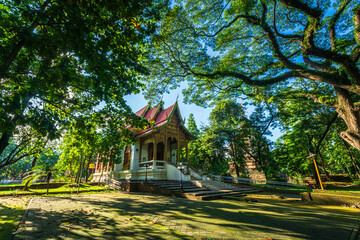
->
135, 105, 149, 117
132, 101, 193, 139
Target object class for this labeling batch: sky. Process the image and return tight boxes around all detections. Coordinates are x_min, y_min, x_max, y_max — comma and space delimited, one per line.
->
124, 87, 282, 143
124, 87, 211, 127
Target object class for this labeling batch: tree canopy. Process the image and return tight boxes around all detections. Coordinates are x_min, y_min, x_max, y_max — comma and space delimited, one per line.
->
0, 0, 161, 169
144, 0, 360, 151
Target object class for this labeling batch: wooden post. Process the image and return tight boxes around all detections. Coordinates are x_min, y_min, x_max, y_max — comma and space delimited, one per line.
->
154, 139, 157, 160
177, 143, 180, 163
186, 142, 189, 174
312, 155, 324, 190
307, 154, 324, 190
177, 128, 180, 163
164, 127, 168, 161
139, 139, 142, 163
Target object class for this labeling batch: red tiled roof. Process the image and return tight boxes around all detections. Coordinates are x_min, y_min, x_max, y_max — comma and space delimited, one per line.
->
135, 105, 149, 117
130, 102, 193, 139
132, 103, 176, 137
143, 106, 159, 121
154, 103, 175, 125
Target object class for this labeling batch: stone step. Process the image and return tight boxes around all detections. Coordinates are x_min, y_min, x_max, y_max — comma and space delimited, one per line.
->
200, 191, 244, 200
191, 190, 232, 196
165, 186, 202, 190
204, 186, 252, 192
150, 182, 193, 187
162, 184, 193, 187
150, 181, 192, 184
146, 180, 260, 201
181, 188, 208, 193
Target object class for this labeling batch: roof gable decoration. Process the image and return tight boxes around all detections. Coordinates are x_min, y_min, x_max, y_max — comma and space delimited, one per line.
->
133, 100, 194, 139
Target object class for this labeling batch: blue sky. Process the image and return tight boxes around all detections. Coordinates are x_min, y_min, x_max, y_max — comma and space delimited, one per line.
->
124, 88, 282, 142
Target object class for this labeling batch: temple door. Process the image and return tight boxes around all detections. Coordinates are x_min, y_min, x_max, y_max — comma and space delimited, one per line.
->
123, 146, 131, 170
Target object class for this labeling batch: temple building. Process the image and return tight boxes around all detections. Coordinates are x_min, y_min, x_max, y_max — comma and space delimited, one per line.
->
92, 101, 203, 182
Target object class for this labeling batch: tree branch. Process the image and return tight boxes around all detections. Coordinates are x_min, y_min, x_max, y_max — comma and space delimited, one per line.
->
279, 0, 322, 18
0, 0, 52, 77
272, 1, 302, 40
329, 0, 352, 50
315, 112, 339, 154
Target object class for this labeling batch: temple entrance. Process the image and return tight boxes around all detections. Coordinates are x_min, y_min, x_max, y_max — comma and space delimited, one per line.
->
167, 137, 178, 164
148, 142, 154, 160
156, 142, 165, 160
123, 145, 131, 170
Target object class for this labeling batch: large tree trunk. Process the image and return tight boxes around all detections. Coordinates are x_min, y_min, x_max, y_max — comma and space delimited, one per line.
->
337, 131, 360, 179
0, 133, 11, 157
334, 87, 360, 151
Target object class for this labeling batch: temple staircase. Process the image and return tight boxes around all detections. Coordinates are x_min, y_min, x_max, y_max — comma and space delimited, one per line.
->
147, 180, 260, 200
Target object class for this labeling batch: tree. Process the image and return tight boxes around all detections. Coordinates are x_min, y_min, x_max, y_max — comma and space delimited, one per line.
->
209, 100, 274, 177
144, 0, 360, 151
0, 0, 162, 169
192, 127, 228, 174
0, 127, 48, 169
22, 165, 64, 194
272, 86, 360, 181
187, 113, 200, 138
186, 99, 273, 177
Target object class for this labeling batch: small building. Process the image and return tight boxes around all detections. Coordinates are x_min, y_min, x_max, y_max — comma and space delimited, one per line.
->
92, 101, 202, 182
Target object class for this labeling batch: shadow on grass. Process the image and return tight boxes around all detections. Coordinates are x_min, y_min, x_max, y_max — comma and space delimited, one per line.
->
14, 196, 190, 240
0, 203, 25, 240
14, 192, 356, 239
82, 192, 355, 239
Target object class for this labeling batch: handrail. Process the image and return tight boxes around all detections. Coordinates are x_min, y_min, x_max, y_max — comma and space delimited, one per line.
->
139, 160, 166, 169
209, 175, 305, 188
188, 165, 202, 175
166, 161, 187, 174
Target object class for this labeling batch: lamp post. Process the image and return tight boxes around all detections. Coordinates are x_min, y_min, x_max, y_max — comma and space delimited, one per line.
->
178, 162, 184, 191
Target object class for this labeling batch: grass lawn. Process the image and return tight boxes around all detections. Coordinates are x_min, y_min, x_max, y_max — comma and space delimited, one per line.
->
240, 192, 360, 217
323, 182, 360, 193
0, 184, 108, 196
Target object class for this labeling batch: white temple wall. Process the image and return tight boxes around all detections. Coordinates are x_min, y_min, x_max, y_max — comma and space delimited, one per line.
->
130, 142, 140, 170
141, 142, 149, 162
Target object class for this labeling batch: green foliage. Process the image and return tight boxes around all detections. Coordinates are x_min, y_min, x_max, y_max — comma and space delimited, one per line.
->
186, 113, 199, 138
144, 0, 360, 155
0, 0, 162, 169
22, 163, 66, 194
0, 141, 59, 180
187, 99, 273, 177
272, 85, 360, 179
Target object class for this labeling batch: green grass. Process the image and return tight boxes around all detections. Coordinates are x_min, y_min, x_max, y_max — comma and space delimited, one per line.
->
250, 183, 309, 192
0, 184, 108, 196
0, 197, 30, 240
0, 183, 23, 187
